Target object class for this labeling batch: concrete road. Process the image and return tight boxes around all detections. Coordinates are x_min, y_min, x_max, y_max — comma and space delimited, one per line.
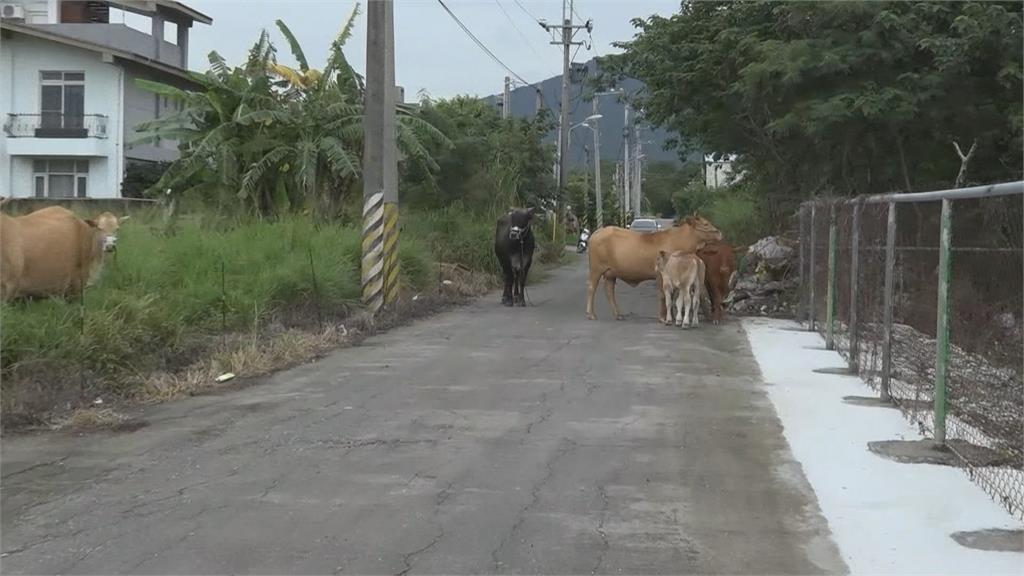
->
1, 258, 846, 575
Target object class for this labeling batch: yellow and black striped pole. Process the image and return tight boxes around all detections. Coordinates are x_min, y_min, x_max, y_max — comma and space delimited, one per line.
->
361, 191, 385, 313
362, 0, 398, 313
382, 202, 400, 305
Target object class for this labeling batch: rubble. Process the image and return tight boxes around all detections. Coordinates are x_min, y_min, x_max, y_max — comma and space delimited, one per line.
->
726, 236, 800, 317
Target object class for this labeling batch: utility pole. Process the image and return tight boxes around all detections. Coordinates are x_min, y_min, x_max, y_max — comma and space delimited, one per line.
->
583, 144, 590, 228
591, 98, 602, 228
591, 89, 622, 228
361, 0, 398, 312
630, 123, 638, 215
502, 76, 511, 119
542, 1, 589, 237
614, 161, 622, 225
623, 103, 631, 219
535, 88, 543, 116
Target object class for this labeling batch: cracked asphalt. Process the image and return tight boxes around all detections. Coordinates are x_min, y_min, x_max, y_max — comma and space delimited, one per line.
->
1, 258, 847, 574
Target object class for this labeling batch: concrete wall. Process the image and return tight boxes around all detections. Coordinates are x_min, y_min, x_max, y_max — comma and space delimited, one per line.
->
1, 196, 159, 217
0, 32, 123, 198
123, 64, 181, 163
29, 23, 184, 68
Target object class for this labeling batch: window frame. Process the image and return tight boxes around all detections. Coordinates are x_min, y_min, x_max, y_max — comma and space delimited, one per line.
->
32, 158, 90, 199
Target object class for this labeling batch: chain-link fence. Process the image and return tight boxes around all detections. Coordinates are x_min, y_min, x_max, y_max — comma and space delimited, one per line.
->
800, 182, 1024, 520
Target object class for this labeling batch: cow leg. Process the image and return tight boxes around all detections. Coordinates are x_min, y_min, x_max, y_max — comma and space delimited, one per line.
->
513, 269, 523, 306
520, 260, 536, 305
499, 259, 514, 306
586, 267, 604, 320
690, 283, 700, 327
657, 274, 668, 322
710, 284, 723, 325
661, 285, 674, 325
604, 276, 623, 320
676, 287, 687, 327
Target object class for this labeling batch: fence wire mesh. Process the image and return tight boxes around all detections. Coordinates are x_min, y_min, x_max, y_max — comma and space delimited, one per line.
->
801, 188, 1024, 520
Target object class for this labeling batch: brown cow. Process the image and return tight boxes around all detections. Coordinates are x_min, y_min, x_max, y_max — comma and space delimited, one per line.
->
586, 215, 723, 320
655, 250, 706, 328
696, 241, 745, 325
0, 205, 127, 301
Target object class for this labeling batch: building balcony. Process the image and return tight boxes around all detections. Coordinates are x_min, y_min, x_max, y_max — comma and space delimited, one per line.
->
27, 23, 185, 69
4, 113, 109, 139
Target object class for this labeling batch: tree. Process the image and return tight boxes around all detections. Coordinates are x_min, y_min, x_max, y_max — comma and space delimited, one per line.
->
599, 1, 1023, 224
401, 95, 556, 213
134, 3, 448, 219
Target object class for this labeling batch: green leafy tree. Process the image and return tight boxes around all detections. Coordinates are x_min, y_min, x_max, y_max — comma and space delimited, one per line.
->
599, 1, 1023, 225
135, 3, 448, 219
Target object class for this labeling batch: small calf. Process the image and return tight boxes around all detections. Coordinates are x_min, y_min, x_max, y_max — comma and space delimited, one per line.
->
655, 250, 706, 328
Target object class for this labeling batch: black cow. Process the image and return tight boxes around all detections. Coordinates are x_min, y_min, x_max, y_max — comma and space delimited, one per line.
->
494, 208, 538, 306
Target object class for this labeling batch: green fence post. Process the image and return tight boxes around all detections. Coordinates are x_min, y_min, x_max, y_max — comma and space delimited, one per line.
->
934, 198, 953, 445
881, 201, 896, 401
826, 203, 838, 350
808, 205, 817, 332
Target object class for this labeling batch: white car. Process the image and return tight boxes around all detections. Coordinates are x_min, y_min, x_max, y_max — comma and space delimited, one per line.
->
627, 218, 660, 233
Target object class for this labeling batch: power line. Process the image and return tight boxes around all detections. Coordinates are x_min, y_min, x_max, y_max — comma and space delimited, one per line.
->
494, 0, 544, 59
436, 0, 532, 87
512, 0, 543, 23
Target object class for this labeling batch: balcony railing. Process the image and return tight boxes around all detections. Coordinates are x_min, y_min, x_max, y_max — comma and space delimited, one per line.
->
3, 114, 109, 139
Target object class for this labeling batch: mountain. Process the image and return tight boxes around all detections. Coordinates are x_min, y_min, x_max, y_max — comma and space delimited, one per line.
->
484, 58, 698, 169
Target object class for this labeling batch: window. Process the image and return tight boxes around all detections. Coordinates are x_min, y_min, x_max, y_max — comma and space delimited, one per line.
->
40, 71, 85, 130
33, 159, 89, 199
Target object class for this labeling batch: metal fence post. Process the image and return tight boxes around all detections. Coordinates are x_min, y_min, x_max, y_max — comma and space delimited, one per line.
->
934, 198, 953, 445
808, 204, 817, 332
826, 203, 838, 349
849, 200, 862, 372
880, 201, 897, 401
799, 205, 807, 325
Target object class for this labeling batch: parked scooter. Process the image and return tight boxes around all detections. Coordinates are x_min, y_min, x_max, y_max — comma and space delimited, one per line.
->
576, 228, 591, 253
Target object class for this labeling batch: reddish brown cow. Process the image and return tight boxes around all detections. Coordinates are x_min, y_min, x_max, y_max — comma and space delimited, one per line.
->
696, 241, 745, 325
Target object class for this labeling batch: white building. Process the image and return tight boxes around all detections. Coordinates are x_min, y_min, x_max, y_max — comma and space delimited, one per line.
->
0, 0, 211, 199
704, 153, 743, 190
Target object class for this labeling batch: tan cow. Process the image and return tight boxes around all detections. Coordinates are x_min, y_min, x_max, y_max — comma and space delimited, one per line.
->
655, 250, 706, 328
586, 215, 723, 320
0, 205, 128, 301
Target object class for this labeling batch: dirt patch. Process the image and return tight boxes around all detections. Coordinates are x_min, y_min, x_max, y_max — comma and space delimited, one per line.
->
2, 267, 495, 433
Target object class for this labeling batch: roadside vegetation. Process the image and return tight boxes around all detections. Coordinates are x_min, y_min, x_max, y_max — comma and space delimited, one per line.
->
598, 1, 1022, 225
0, 4, 566, 426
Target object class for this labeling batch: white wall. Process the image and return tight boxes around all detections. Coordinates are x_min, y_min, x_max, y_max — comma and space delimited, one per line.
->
0, 32, 124, 198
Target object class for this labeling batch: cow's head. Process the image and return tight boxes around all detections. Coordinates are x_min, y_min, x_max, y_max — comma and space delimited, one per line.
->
506, 208, 536, 241
86, 212, 130, 252
679, 213, 723, 242
655, 250, 670, 274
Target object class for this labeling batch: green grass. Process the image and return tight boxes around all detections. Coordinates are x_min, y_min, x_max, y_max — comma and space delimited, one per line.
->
0, 211, 474, 382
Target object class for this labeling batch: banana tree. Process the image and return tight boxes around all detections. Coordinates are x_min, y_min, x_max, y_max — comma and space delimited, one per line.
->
135, 2, 448, 218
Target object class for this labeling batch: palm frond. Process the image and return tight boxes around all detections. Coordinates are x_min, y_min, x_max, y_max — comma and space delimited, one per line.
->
319, 136, 361, 179
208, 51, 231, 80
275, 20, 309, 72
241, 146, 293, 198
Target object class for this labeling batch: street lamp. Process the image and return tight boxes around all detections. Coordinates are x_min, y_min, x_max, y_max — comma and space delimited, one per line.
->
567, 114, 604, 227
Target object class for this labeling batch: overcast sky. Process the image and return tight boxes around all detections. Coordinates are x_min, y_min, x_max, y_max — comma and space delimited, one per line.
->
181, 1, 679, 99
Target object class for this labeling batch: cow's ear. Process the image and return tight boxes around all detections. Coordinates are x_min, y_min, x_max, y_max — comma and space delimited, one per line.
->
118, 216, 131, 223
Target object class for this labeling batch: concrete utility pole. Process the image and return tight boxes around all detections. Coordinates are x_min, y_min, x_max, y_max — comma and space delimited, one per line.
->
502, 76, 511, 119
591, 89, 622, 228
591, 98, 602, 228
623, 103, 631, 219
583, 144, 590, 228
543, 0, 589, 235
614, 161, 623, 224
362, 0, 398, 312
630, 122, 638, 215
